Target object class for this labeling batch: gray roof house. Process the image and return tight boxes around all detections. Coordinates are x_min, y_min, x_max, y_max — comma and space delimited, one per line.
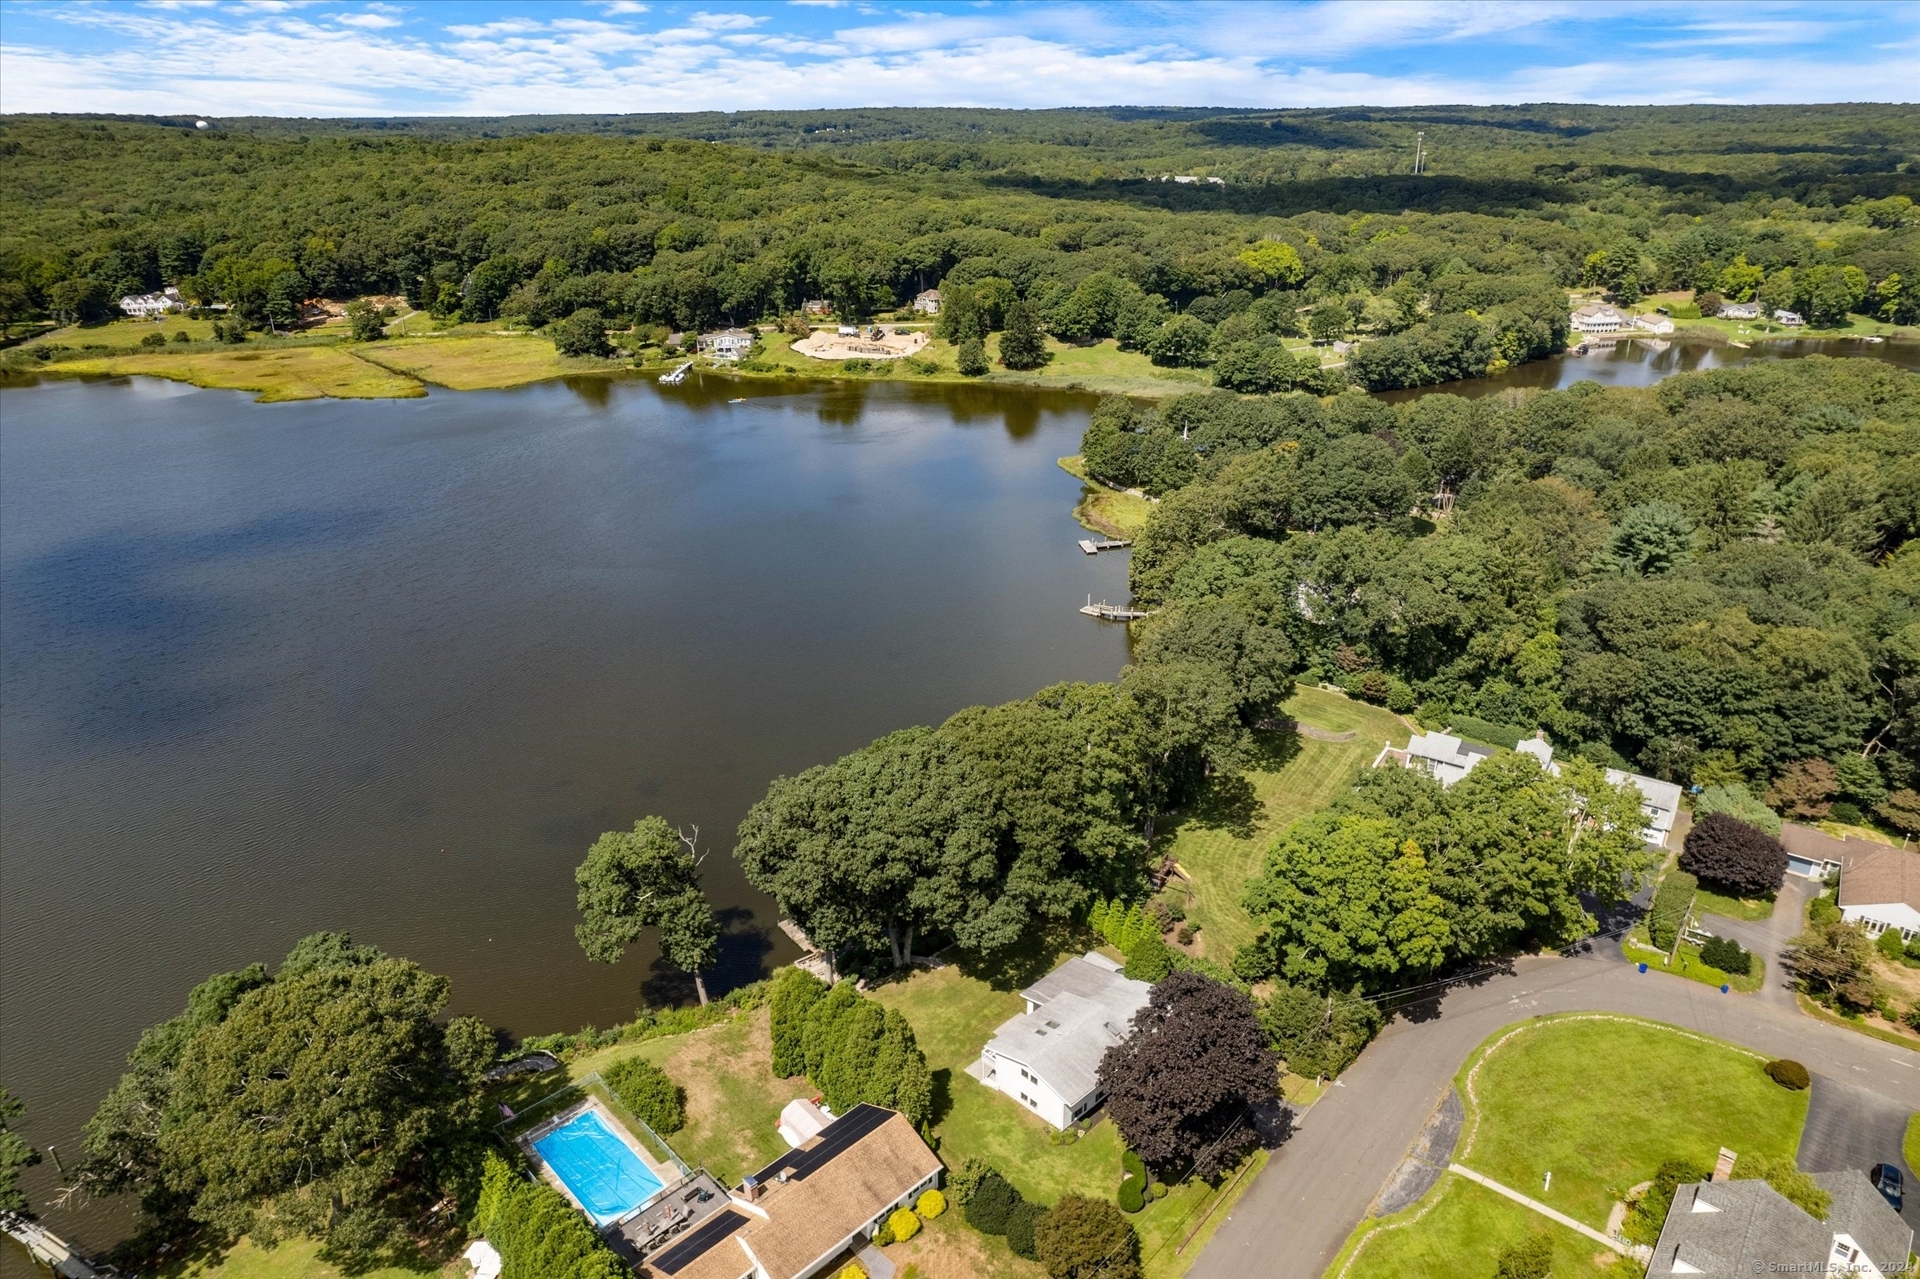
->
1647, 1171, 1911, 1277
968, 953, 1151, 1130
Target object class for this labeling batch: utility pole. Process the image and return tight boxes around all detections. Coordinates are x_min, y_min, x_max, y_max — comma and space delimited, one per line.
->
1413, 131, 1426, 176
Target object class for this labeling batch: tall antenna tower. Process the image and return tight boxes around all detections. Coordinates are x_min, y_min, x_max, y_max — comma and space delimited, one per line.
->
1413, 131, 1426, 176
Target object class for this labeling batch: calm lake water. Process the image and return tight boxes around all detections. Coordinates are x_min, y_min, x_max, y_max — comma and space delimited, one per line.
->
2, 337, 1915, 1259
0, 373, 1127, 1252
1381, 333, 1920, 401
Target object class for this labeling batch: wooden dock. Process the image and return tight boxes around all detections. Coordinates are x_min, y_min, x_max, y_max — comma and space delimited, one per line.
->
1079, 596, 1152, 621
1077, 538, 1133, 554
2, 1213, 114, 1278
657, 361, 693, 385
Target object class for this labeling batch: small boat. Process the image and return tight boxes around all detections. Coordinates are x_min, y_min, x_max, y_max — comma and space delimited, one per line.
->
1864, 335, 1885, 344
728, 397, 744, 403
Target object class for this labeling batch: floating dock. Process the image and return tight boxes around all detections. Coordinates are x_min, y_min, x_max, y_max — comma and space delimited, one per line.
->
1079, 596, 1152, 621
658, 361, 693, 385
1077, 538, 1133, 554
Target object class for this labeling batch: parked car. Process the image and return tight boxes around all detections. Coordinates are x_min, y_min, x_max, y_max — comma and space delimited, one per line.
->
1869, 1163, 1903, 1211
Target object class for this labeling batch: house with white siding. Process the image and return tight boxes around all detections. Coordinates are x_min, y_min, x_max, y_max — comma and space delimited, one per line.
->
968, 953, 1150, 1130
119, 287, 184, 318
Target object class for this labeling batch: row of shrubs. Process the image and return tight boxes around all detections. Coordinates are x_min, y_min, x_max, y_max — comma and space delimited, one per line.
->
949, 1158, 1143, 1278
767, 967, 934, 1129
872, 1188, 947, 1245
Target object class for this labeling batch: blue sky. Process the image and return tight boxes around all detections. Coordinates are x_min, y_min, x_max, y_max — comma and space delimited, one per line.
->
0, 1, 1913, 118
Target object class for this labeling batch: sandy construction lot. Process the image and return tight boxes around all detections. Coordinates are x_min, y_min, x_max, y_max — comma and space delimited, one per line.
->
792, 328, 931, 360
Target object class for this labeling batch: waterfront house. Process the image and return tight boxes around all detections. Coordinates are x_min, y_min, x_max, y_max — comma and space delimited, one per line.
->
698, 329, 755, 361
1774, 309, 1805, 326
119, 286, 184, 318
1374, 731, 1680, 847
1837, 846, 1920, 942
911, 289, 942, 315
1719, 301, 1760, 320
639, 1104, 941, 1279
1634, 313, 1676, 335
1647, 1170, 1910, 1277
969, 953, 1151, 1130
1570, 302, 1629, 333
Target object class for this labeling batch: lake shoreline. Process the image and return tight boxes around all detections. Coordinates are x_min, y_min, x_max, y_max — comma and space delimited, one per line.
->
11, 319, 1916, 406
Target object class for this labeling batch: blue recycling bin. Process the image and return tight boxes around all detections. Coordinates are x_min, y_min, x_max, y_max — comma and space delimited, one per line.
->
1638, 962, 1648, 973
1721, 984, 1730, 994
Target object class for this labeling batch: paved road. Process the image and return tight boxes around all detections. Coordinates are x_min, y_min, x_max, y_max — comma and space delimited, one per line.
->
1187, 942, 1920, 1279
1798, 1074, 1917, 1228
1695, 876, 1812, 1012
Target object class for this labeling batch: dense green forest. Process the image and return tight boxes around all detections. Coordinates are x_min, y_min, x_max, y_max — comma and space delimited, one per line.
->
2, 106, 1916, 391
1098, 358, 1919, 805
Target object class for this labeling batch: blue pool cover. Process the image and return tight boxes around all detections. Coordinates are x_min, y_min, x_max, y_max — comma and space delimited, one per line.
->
533, 1108, 665, 1225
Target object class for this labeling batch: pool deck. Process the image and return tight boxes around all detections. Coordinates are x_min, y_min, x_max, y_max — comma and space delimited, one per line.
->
521, 1095, 673, 1224
606, 1169, 731, 1268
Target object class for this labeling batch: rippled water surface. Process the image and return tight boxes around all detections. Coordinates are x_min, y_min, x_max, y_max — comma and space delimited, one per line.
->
0, 373, 1128, 1250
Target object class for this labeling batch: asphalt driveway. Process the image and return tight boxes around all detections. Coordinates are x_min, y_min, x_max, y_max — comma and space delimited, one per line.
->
1797, 1073, 1918, 1228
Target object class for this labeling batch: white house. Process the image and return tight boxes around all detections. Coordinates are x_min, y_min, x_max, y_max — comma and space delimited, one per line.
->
970, 953, 1151, 1130
1570, 302, 1629, 333
1774, 309, 1806, 326
911, 289, 942, 315
698, 328, 755, 361
1634, 313, 1676, 335
119, 286, 184, 318
1375, 731, 1680, 848
1513, 734, 1681, 849
1375, 730, 1495, 788
1838, 846, 1920, 942
1720, 300, 1760, 320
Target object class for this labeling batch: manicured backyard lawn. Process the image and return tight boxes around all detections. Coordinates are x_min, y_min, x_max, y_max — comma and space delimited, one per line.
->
151, 1238, 460, 1279
1456, 1014, 1807, 1230
567, 1005, 815, 1186
1165, 685, 1410, 959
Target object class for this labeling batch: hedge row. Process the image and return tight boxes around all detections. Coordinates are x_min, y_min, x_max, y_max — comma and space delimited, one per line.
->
1648, 871, 1697, 952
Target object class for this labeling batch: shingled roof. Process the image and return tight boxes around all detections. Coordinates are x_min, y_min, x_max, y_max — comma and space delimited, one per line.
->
1647, 1171, 1911, 1277
1838, 845, 1920, 912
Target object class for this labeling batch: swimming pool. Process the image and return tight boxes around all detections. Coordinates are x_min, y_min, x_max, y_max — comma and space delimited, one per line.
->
532, 1107, 665, 1225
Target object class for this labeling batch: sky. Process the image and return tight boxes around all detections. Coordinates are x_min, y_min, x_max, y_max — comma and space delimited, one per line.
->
0, 1, 1914, 119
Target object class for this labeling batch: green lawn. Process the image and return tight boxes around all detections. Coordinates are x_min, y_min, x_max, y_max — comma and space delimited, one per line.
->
1165, 685, 1410, 960
560, 1005, 815, 1186
1456, 1014, 1808, 1230
1334, 1175, 1633, 1279
870, 953, 1270, 1279
1057, 456, 1155, 539
1622, 932, 1765, 994
1694, 885, 1775, 921
151, 1238, 459, 1279
1906, 1113, 1920, 1173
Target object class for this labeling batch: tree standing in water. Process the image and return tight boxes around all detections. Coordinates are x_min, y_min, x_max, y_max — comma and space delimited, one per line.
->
576, 817, 720, 1004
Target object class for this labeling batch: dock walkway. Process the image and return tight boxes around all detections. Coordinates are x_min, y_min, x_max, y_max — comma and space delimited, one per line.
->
1076, 538, 1132, 555
1079, 597, 1152, 621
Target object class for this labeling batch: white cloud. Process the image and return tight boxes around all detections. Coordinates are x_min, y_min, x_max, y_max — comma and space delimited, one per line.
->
0, 0, 1911, 117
